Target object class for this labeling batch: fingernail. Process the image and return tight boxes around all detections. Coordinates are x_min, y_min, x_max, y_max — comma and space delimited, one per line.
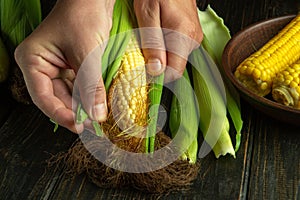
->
147, 58, 162, 74
74, 123, 84, 134
93, 102, 107, 122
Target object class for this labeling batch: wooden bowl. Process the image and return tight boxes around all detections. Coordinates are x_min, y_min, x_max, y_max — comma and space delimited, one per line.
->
222, 15, 300, 125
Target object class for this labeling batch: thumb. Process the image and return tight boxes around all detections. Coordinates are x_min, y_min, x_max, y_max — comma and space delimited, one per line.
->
74, 44, 108, 122
134, 1, 166, 76
139, 27, 166, 76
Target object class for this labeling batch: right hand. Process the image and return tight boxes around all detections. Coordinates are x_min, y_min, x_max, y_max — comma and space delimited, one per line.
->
134, 0, 203, 82
14, 0, 116, 133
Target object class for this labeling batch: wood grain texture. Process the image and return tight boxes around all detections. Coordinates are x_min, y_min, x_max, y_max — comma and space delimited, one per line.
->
202, 0, 299, 34
210, 1, 299, 199
0, 105, 76, 200
247, 112, 299, 200
0, 85, 13, 127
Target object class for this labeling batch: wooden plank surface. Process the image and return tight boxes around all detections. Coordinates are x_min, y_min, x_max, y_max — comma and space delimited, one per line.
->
0, 0, 299, 200
0, 105, 77, 199
210, 0, 299, 199
0, 85, 13, 127
247, 112, 300, 200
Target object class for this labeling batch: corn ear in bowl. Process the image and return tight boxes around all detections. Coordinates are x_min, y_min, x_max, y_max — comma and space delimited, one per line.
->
234, 14, 300, 97
272, 61, 300, 109
222, 15, 300, 125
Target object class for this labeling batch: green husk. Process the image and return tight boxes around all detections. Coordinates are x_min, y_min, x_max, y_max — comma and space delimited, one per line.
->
191, 46, 235, 158
76, 103, 89, 124
169, 69, 199, 163
75, 102, 102, 136
198, 5, 243, 153
50, 119, 59, 133
0, 0, 42, 104
146, 74, 164, 153
103, 0, 136, 90
92, 121, 103, 137
198, 5, 231, 66
0, 0, 41, 52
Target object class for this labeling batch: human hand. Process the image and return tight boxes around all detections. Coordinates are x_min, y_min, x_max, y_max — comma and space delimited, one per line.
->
134, 0, 203, 81
14, 0, 115, 133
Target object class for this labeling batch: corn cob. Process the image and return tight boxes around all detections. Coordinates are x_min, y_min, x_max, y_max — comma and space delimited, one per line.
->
103, 32, 164, 154
272, 60, 300, 109
108, 33, 148, 133
234, 14, 300, 96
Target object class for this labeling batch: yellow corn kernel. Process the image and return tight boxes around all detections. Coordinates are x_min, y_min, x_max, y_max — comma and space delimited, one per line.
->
272, 61, 300, 109
108, 34, 148, 132
234, 14, 300, 96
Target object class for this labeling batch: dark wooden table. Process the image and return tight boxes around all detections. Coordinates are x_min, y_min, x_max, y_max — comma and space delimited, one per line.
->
0, 0, 299, 199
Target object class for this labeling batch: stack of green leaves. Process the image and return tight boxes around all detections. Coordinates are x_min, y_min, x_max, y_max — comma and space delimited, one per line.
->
0, 0, 41, 52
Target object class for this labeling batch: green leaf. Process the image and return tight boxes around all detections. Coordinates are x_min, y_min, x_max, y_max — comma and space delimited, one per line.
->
146, 74, 164, 153
198, 6, 243, 153
169, 69, 199, 163
0, 0, 41, 52
103, 0, 136, 89
76, 103, 103, 137
92, 121, 103, 137
198, 5, 231, 66
76, 103, 89, 124
50, 119, 59, 133
191, 47, 235, 158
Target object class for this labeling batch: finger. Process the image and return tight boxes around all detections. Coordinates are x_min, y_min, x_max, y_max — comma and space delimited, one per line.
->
52, 79, 73, 110
15, 42, 83, 133
163, 29, 200, 82
134, 0, 166, 76
52, 105, 84, 133
74, 44, 108, 123
53, 80, 92, 134
164, 53, 188, 83
25, 71, 83, 133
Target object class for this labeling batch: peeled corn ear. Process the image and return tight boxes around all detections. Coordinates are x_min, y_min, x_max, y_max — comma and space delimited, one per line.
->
272, 61, 300, 108
108, 33, 148, 133
234, 14, 300, 96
